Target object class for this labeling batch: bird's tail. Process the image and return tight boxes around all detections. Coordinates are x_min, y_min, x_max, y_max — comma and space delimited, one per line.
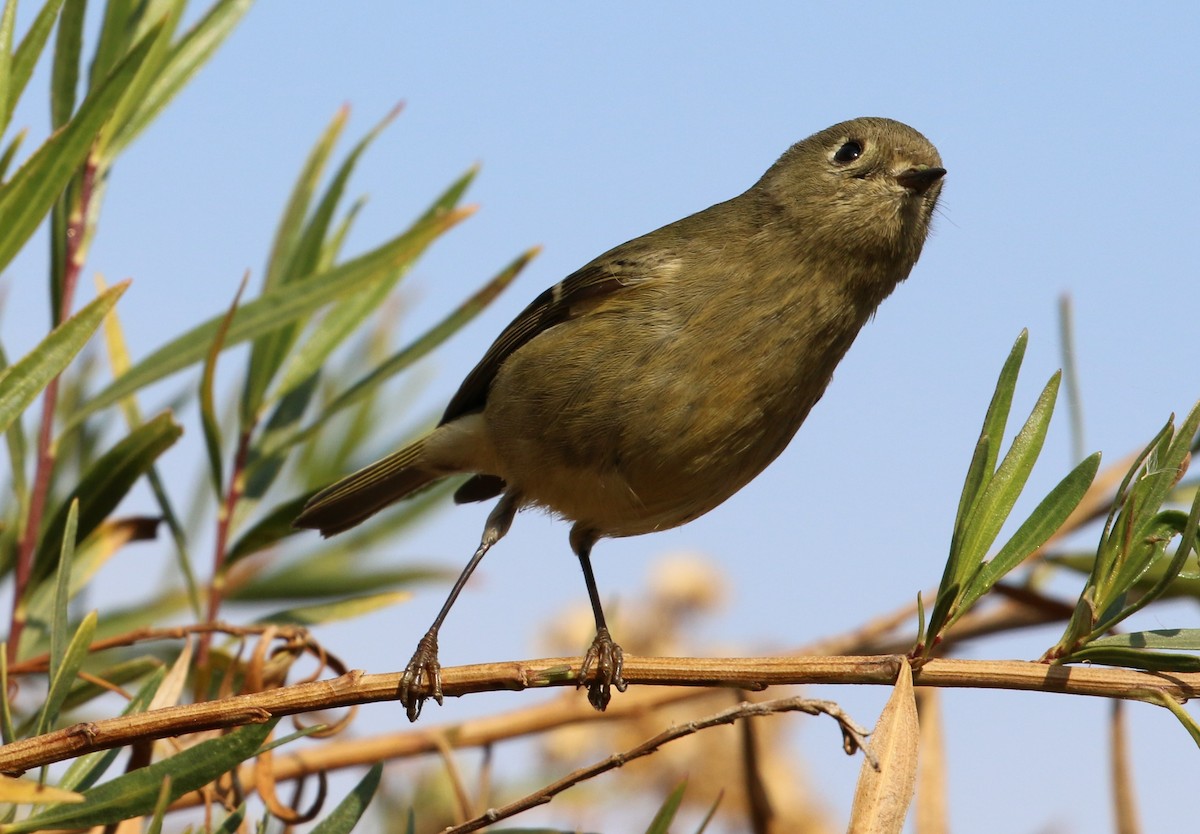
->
294, 439, 440, 537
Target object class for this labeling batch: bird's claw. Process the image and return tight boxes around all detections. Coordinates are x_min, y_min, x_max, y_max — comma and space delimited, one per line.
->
399, 631, 443, 722
579, 627, 627, 711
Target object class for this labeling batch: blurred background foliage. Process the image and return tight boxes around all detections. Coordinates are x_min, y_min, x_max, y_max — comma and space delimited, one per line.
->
0, 1, 1197, 832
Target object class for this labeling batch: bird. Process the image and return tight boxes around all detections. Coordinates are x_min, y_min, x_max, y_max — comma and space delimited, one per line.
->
295, 116, 945, 721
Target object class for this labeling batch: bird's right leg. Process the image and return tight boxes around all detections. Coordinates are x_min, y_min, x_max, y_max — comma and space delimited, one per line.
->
399, 491, 519, 721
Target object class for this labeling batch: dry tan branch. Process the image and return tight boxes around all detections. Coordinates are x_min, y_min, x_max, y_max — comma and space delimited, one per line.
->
1, 654, 1196, 776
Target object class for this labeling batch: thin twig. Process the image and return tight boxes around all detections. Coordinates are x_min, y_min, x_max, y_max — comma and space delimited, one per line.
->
441, 696, 868, 834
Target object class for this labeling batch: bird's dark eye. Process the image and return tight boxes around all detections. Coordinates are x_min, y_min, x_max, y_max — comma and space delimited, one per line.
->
832, 141, 863, 164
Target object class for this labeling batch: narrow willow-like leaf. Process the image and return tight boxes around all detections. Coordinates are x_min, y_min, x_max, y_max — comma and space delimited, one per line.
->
270, 162, 480, 408
239, 106, 350, 425
0, 126, 24, 180
928, 334, 1030, 644
954, 451, 1101, 621
318, 195, 365, 270
109, 0, 253, 154
33, 412, 182, 583
264, 246, 535, 458
88, 0, 137, 89
49, 0, 83, 128
1151, 692, 1200, 749
949, 333, 1029, 569
304, 763, 383, 834
0, 342, 27, 506
1085, 629, 1200, 651
1066, 645, 1200, 672
8, 0, 66, 125
243, 105, 403, 420
0, 24, 157, 274
212, 804, 247, 834
1092, 478, 1200, 637
231, 564, 451, 602
0, 282, 126, 435
0, 0, 16, 133
48, 501, 79, 688
69, 207, 473, 428
9, 719, 277, 832
0, 644, 12, 744
201, 276, 248, 495
1104, 511, 1184, 605
144, 775, 172, 834
265, 106, 348, 294
644, 781, 687, 834
95, 1, 184, 161
33, 610, 95, 735
224, 492, 310, 564
1139, 401, 1200, 522
414, 163, 478, 225
955, 371, 1061, 570
259, 591, 411, 626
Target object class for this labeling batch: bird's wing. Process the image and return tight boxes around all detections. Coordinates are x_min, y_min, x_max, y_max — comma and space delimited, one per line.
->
440, 251, 671, 423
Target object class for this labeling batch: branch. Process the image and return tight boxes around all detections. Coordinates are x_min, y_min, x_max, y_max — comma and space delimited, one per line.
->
2, 654, 1196, 776
442, 695, 870, 834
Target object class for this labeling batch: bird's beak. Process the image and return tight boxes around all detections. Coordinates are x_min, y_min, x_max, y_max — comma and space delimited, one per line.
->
896, 166, 947, 194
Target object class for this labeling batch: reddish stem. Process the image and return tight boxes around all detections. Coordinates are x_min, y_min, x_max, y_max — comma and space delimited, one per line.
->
198, 429, 253, 666
8, 159, 98, 664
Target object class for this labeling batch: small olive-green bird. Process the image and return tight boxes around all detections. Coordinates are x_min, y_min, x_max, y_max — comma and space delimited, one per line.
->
295, 116, 945, 720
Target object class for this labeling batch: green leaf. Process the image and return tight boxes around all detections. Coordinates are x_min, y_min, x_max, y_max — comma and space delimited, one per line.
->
928, 332, 1029, 643
1151, 691, 1200, 749
308, 763, 382, 834
1093, 476, 1200, 636
48, 500, 79, 688
0, 646, 11, 745
108, 0, 253, 154
262, 246, 535, 459
94, 0, 185, 161
68, 206, 473, 429
212, 804, 247, 834
9, 719, 278, 832
201, 276, 248, 495
239, 105, 350, 424
8, 0, 67, 126
0, 282, 127, 436
267, 153, 474, 411
225, 492, 311, 564
0, 21, 158, 274
955, 452, 1101, 619
144, 775, 172, 834
259, 591, 411, 626
232, 563, 452, 602
0, 126, 24, 180
34, 609, 95, 735
1084, 629, 1200, 651
0, 341, 28, 509
955, 371, 1061, 571
1064, 645, 1200, 672
33, 412, 182, 584
241, 106, 405, 425
49, 0, 83, 128
644, 781, 687, 834
0, 0, 16, 133
89, 0, 138, 90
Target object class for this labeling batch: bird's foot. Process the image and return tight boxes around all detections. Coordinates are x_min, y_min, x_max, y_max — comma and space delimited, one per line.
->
579, 627, 627, 711
399, 631, 443, 722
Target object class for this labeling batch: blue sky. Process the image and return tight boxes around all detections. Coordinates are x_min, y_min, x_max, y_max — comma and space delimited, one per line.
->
4, 3, 1199, 831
